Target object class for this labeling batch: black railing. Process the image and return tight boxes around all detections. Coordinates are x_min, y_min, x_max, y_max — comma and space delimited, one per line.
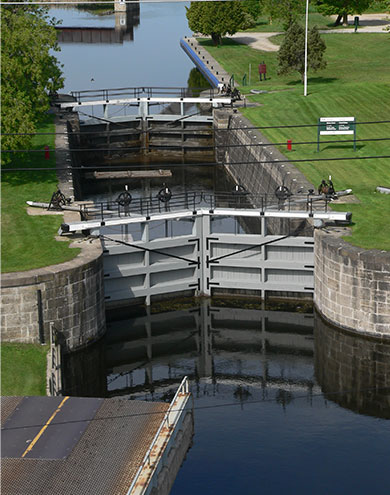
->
78, 190, 330, 222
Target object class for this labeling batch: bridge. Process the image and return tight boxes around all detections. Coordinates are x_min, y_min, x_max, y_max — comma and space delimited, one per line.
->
56, 190, 352, 306
59, 86, 232, 124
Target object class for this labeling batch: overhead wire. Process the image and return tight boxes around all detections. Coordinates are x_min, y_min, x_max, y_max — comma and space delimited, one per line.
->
3, 119, 390, 136
2, 384, 389, 431
2, 154, 390, 172
2, 137, 390, 153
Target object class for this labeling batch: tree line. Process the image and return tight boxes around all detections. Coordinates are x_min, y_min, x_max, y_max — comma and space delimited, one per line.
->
1, 4, 63, 160
186, 0, 389, 44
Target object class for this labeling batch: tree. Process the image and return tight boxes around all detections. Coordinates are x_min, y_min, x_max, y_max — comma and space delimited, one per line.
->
262, 0, 306, 29
1, 6, 64, 160
186, 1, 246, 45
277, 23, 327, 83
315, 0, 372, 26
242, 0, 262, 21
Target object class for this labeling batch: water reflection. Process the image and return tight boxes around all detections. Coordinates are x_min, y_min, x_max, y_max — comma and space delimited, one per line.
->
56, 3, 140, 44
61, 297, 390, 418
61, 298, 390, 493
62, 337, 107, 397
52, 3, 193, 92
314, 311, 390, 419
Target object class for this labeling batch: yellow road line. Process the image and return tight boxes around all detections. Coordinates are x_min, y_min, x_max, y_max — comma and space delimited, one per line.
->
21, 396, 69, 458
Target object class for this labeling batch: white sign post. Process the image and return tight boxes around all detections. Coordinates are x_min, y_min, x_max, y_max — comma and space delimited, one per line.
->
317, 117, 356, 151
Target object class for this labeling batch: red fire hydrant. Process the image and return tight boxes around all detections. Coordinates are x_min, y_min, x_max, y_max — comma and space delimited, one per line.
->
44, 145, 50, 160
287, 140, 292, 151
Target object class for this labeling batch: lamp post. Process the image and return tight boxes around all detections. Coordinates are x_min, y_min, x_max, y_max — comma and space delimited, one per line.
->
304, 0, 309, 96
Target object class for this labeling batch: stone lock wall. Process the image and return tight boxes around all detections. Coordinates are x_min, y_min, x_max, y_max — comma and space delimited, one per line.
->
214, 109, 314, 198
1, 239, 106, 352
214, 109, 314, 236
314, 229, 390, 337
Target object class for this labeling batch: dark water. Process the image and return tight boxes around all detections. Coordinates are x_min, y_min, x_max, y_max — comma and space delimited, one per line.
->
63, 299, 390, 494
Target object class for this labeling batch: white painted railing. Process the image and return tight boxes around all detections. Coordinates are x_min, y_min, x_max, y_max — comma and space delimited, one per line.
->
126, 376, 191, 495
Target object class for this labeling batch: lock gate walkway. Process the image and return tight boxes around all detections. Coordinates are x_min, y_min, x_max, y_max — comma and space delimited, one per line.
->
54, 190, 352, 306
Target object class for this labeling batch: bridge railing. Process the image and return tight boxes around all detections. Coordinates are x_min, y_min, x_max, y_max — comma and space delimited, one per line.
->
126, 376, 191, 495
70, 86, 218, 103
78, 190, 332, 222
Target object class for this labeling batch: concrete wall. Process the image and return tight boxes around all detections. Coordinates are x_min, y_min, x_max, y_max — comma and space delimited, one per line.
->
314, 228, 390, 337
150, 411, 194, 495
314, 311, 390, 418
1, 239, 106, 352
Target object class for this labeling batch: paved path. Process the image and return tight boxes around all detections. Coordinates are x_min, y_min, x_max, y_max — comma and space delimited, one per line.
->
226, 13, 389, 52
228, 32, 282, 52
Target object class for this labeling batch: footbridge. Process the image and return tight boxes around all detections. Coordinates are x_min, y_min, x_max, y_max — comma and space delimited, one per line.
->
57, 191, 352, 305
58, 86, 231, 124
57, 87, 228, 170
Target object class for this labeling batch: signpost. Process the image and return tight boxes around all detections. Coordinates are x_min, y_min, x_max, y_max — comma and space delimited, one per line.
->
317, 117, 356, 152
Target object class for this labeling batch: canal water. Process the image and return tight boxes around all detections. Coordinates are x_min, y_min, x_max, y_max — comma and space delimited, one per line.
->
63, 298, 390, 494
53, 5, 390, 494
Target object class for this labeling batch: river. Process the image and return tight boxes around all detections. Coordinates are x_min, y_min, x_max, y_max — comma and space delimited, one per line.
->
51, 2, 194, 92
53, 5, 390, 494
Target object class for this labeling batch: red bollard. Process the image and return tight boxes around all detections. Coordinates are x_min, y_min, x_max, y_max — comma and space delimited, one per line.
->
287, 139, 292, 151
44, 145, 50, 160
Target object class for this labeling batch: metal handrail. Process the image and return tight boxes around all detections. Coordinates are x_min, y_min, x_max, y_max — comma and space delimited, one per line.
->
71, 86, 218, 103
79, 190, 331, 222
126, 376, 190, 495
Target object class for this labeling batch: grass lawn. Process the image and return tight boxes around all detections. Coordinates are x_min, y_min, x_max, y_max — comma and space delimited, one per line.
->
1, 343, 49, 396
1, 115, 80, 273
199, 34, 390, 250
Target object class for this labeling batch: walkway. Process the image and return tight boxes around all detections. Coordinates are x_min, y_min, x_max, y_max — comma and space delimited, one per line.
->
226, 13, 390, 52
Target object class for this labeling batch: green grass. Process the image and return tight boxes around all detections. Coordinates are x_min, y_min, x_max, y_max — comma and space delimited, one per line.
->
1, 343, 49, 396
200, 34, 390, 250
1, 116, 80, 273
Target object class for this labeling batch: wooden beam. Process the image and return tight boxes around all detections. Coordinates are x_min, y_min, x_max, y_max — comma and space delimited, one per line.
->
85, 169, 172, 180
